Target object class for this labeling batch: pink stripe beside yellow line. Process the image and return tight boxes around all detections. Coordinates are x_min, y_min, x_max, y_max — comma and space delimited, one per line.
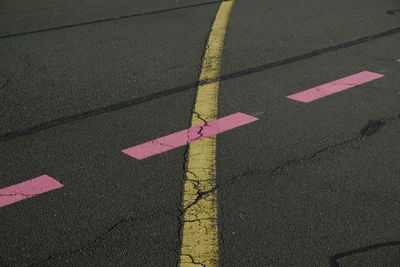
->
0, 175, 63, 208
122, 112, 259, 160
287, 71, 384, 103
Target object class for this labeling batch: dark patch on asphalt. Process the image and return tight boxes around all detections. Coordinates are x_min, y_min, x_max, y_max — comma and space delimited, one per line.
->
386, 10, 400, 15
329, 241, 400, 267
1, 26, 400, 142
360, 120, 385, 137
0, 0, 223, 40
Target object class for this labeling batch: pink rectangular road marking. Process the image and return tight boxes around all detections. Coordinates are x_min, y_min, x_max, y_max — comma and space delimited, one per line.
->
287, 71, 384, 103
122, 112, 259, 160
0, 175, 63, 208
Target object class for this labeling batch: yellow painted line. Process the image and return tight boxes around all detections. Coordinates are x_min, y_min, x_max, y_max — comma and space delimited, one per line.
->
180, 1, 234, 266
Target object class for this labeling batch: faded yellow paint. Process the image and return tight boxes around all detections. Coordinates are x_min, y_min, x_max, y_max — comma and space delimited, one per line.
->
180, 1, 234, 266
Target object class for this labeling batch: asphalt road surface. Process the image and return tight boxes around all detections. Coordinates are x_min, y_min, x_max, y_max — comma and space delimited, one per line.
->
1, 0, 400, 266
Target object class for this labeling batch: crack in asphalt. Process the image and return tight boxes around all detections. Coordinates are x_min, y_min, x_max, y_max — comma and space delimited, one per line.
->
176, 37, 212, 263
0, 79, 11, 92
30, 210, 177, 266
270, 113, 399, 176
176, 115, 400, 265
193, 111, 210, 126
151, 139, 176, 150
148, 117, 210, 149
181, 253, 207, 266
176, 112, 400, 265
182, 187, 215, 212
22, 113, 398, 266
209, 113, 400, 192
272, 137, 360, 175
329, 241, 400, 267
176, 17, 220, 257
179, 115, 214, 212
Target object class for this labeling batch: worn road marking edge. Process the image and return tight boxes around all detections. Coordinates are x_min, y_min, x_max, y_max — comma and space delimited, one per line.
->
180, 1, 234, 266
